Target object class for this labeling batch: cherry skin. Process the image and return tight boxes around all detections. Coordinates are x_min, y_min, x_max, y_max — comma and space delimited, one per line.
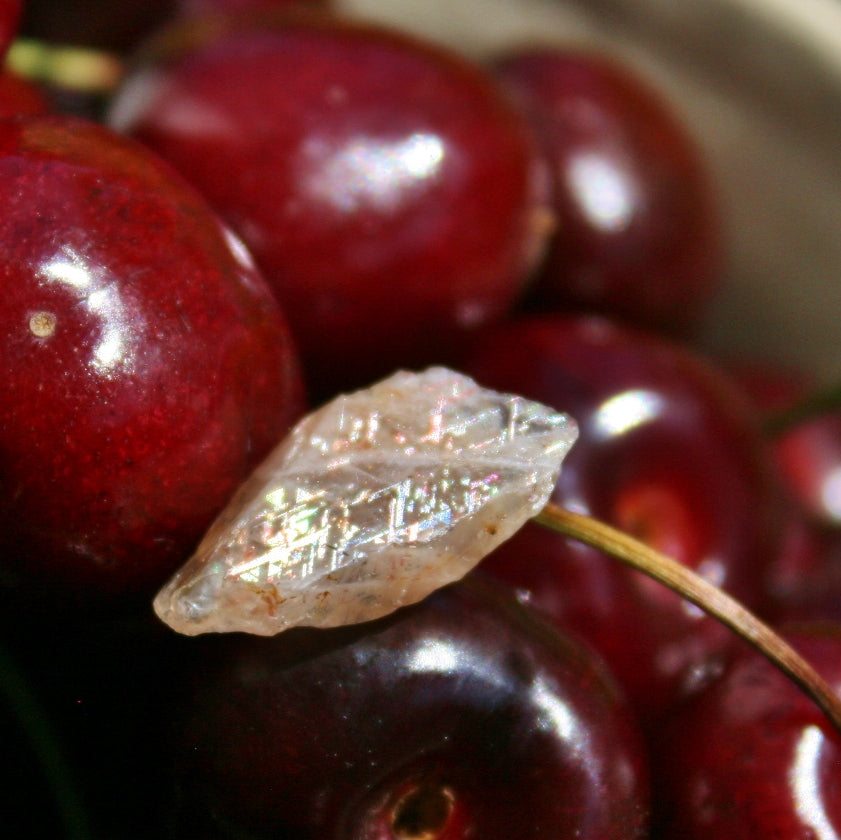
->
732, 361, 841, 528
0, 115, 304, 611
493, 49, 720, 335
109, 11, 550, 397
651, 622, 841, 838
0, 71, 50, 118
170, 579, 650, 839
463, 314, 777, 724
0, 0, 20, 60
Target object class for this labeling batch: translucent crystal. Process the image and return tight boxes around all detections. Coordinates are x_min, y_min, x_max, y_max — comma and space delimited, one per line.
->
153, 367, 577, 635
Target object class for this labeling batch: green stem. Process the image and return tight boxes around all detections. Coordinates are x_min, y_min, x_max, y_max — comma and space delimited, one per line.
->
534, 502, 841, 735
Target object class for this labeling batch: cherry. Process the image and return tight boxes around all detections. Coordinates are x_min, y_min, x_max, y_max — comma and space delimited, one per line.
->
651, 622, 841, 838
0, 71, 50, 118
732, 361, 841, 527
170, 578, 650, 839
493, 49, 720, 335
463, 314, 777, 723
0, 115, 304, 611
0, 0, 20, 60
108, 11, 550, 397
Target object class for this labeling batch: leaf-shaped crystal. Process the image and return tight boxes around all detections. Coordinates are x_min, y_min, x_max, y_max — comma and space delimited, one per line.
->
153, 367, 577, 635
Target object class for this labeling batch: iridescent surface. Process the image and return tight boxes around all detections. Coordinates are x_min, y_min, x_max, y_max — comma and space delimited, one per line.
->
154, 367, 577, 635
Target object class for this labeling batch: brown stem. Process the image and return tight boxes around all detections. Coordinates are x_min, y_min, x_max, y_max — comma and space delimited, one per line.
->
533, 502, 841, 734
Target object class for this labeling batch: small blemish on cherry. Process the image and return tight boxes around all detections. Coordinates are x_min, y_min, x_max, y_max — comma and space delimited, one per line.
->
29, 310, 57, 338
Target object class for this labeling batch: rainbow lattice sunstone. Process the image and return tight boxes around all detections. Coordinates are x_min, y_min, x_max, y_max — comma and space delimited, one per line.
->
153, 367, 577, 635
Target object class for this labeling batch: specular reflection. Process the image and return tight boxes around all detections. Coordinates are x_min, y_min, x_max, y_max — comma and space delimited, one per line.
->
39, 244, 139, 377
790, 725, 839, 840
304, 132, 445, 213
566, 151, 636, 233
591, 389, 664, 438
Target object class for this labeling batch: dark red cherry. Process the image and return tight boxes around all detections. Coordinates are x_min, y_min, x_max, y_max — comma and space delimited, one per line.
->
493, 49, 720, 335
732, 361, 841, 527
171, 579, 649, 839
0, 115, 304, 611
0, 0, 20, 59
0, 71, 49, 118
651, 622, 841, 838
109, 12, 550, 397
463, 314, 777, 724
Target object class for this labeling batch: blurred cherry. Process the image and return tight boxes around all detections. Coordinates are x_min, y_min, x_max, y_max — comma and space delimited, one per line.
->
464, 314, 777, 724
0, 115, 304, 612
170, 579, 650, 839
732, 360, 841, 528
651, 622, 841, 838
0, 0, 20, 59
493, 49, 720, 335
0, 71, 49, 118
109, 11, 551, 397
177, 0, 327, 16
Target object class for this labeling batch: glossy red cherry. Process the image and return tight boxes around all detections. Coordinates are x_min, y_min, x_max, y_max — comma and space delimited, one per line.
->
171, 579, 650, 839
493, 49, 720, 335
0, 115, 304, 611
463, 314, 777, 724
109, 11, 550, 397
651, 622, 841, 838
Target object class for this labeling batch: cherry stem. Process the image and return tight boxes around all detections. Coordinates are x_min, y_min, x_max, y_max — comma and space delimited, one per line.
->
533, 502, 841, 735
764, 381, 841, 436
6, 38, 123, 93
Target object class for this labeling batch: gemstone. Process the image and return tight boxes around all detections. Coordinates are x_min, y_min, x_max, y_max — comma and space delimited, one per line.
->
153, 367, 577, 635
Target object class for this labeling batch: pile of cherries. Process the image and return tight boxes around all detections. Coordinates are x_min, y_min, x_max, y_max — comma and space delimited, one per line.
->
2, 1, 841, 837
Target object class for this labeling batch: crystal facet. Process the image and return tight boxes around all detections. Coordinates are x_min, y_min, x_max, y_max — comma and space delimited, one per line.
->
153, 367, 577, 635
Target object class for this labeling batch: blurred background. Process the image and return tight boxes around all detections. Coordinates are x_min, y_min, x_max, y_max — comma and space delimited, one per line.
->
15, 0, 841, 380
